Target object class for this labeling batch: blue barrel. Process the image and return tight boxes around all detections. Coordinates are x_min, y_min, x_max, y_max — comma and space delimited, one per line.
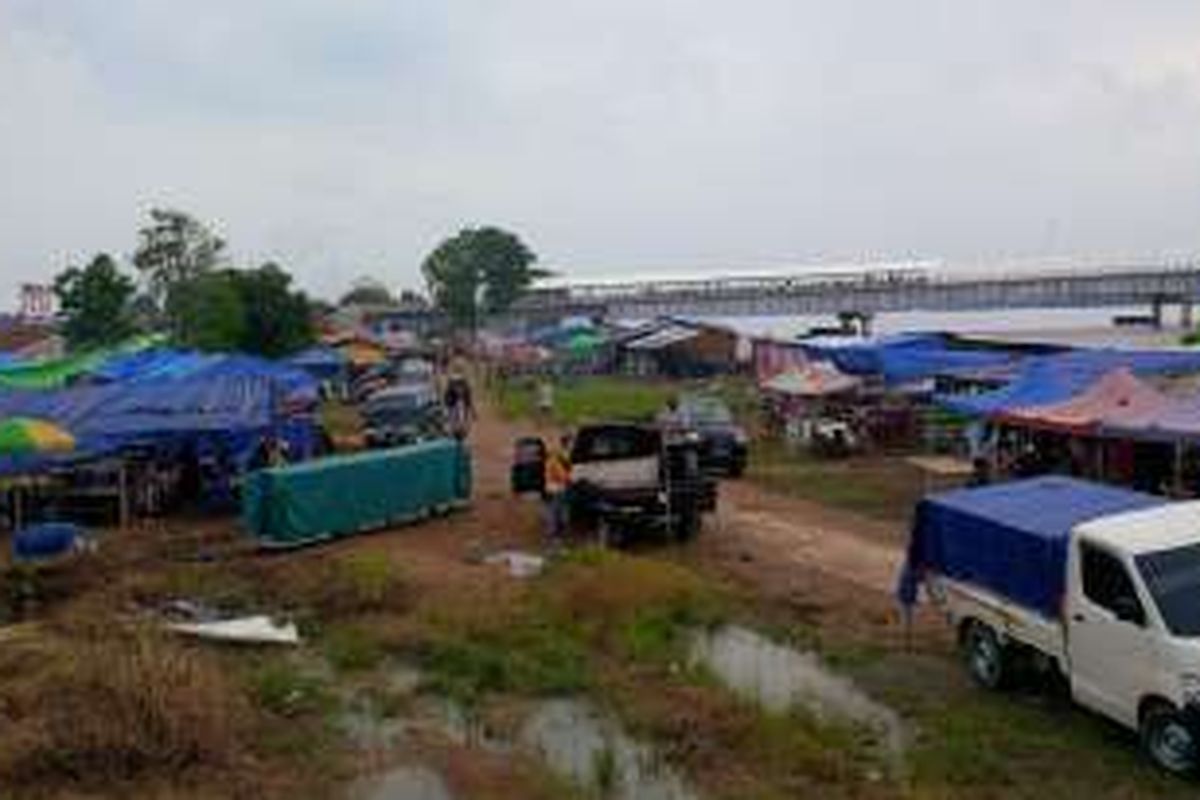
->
12, 523, 85, 562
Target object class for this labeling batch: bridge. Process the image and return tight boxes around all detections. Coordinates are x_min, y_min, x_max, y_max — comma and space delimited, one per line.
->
509, 260, 1200, 328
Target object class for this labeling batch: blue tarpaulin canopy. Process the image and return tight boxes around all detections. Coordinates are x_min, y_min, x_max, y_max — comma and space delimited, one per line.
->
285, 346, 347, 381
800, 333, 1017, 385
0, 371, 317, 475
896, 476, 1164, 618
936, 349, 1200, 417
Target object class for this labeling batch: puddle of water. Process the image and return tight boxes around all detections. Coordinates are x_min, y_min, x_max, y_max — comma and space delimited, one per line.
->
520, 699, 698, 800
348, 765, 455, 800
690, 625, 904, 761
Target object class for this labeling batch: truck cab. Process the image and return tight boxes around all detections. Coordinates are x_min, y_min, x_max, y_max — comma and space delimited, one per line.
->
510, 422, 717, 544
1065, 506, 1200, 773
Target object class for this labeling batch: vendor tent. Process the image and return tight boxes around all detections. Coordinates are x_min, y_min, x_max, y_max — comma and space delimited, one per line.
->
997, 368, 1173, 434
1102, 395, 1200, 442
285, 346, 347, 381
762, 362, 860, 397
0, 371, 317, 475
935, 348, 1200, 417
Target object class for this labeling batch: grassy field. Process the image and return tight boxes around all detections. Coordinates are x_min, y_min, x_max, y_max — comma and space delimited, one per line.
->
749, 439, 928, 524
494, 374, 676, 424
493, 373, 761, 426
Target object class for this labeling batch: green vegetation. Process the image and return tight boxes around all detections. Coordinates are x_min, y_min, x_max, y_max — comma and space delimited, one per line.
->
749, 439, 924, 524
53, 254, 139, 350
422, 225, 546, 330
495, 375, 676, 424
249, 661, 335, 718
323, 623, 388, 672
414, 548, 725, 704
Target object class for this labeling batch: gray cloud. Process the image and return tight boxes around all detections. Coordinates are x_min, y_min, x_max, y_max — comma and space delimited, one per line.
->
2, 1, 1199, 306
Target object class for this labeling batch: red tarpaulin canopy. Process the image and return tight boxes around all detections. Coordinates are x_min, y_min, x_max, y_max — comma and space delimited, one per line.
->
997, 368, 1173, 434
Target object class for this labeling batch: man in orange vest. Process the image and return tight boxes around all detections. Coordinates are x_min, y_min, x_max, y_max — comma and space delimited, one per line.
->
543, 432, 573, 543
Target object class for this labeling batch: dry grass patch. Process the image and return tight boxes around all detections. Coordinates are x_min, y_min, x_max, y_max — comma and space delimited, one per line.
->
0, 627, 248, 787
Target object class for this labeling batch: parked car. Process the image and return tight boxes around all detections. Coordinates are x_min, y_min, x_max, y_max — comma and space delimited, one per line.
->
361, 383, 444, 448
900, 476, 1200, 776
677, 395, 748, 477
511, 422, 717, 545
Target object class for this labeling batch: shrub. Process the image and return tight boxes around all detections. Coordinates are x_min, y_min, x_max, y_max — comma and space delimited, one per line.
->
249, 661, 334, 718
311, 552, 407, 617
323, 623, 388, 672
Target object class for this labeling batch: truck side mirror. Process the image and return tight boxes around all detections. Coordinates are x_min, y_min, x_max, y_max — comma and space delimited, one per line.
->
1112, 596, 1145, 627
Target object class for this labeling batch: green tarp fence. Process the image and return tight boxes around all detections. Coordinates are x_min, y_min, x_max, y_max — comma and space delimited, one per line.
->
242, 438, 472, 548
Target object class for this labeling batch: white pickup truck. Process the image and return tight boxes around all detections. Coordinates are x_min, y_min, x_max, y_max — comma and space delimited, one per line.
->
899, 476, 1200, 775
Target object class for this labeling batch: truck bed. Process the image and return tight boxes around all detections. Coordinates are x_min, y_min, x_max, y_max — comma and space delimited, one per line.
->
898, 476, 1163, 619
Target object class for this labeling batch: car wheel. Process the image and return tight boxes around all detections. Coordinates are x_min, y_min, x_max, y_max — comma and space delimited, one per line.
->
1142, 703, 1199, 777
963, 621, 1008, 690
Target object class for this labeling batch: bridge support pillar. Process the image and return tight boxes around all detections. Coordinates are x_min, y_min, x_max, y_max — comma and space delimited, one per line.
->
1183, 301, 1194, 331
1151, 297, 1164, 329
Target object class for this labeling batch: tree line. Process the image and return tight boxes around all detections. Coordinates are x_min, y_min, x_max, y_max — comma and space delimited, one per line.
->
54, 211, 544, 356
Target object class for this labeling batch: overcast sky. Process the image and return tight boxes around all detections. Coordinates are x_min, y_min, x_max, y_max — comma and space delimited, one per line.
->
2, 1, 1199, 307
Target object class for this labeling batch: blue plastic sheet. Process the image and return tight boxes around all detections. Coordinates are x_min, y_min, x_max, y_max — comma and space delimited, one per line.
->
0, 373, 316, 475
896, 476, 1164, 618
800, 333, 1015, 385
936, 349, 1200, 417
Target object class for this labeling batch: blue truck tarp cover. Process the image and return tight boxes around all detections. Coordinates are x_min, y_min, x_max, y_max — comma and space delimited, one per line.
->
897, 476, 1165, 619
242, 438, 472, 548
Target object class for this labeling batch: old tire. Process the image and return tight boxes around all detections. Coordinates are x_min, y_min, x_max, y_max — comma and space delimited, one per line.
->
963, 621, 1008, 690
1142, 704, 1199, 777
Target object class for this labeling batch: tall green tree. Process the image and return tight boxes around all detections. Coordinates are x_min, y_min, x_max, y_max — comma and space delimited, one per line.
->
165, 264, 314, 357
53, 254, 138, 350
238, 263, 315, 358
133, 208, 226, 305
167, 270, 246, 352
421, 227, 543, 330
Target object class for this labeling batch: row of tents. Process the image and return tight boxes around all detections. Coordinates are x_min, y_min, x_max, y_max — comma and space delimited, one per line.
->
0, 341, 338, 476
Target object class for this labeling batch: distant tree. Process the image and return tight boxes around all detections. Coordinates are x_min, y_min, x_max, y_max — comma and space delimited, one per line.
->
165, 263, 314, 357
339, 278, 394, 307
237, 263, 315, 358
421, 226, 544, 330
133, 208, 226, 305
53, 254, 138, 350
167, 270, 245, 352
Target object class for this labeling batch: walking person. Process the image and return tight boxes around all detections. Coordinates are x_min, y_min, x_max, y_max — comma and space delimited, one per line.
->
444, 372, 475, 439
543, 432, 572, 547
536, 377, 555, 424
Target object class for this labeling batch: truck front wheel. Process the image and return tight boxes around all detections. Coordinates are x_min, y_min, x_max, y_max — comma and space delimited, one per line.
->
1141, 703, 1199, 777
963, 621, 1008, 690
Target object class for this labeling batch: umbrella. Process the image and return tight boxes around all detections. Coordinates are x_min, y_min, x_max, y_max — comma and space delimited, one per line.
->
0, 417, 75, 455
0, 418, 75, 532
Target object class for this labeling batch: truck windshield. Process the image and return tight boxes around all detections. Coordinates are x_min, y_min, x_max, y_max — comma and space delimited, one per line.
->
1136, 543, 1200, 636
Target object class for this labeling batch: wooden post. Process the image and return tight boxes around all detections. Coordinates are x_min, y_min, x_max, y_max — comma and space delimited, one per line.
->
119, 462, 130, 530
1174, 441, 1185, 498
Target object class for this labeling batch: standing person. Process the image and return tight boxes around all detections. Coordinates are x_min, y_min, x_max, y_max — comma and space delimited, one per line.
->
536, 377, 555, 423
444, 373, 474, 438
543, 432, 572, 546
657, 396, 686, 441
